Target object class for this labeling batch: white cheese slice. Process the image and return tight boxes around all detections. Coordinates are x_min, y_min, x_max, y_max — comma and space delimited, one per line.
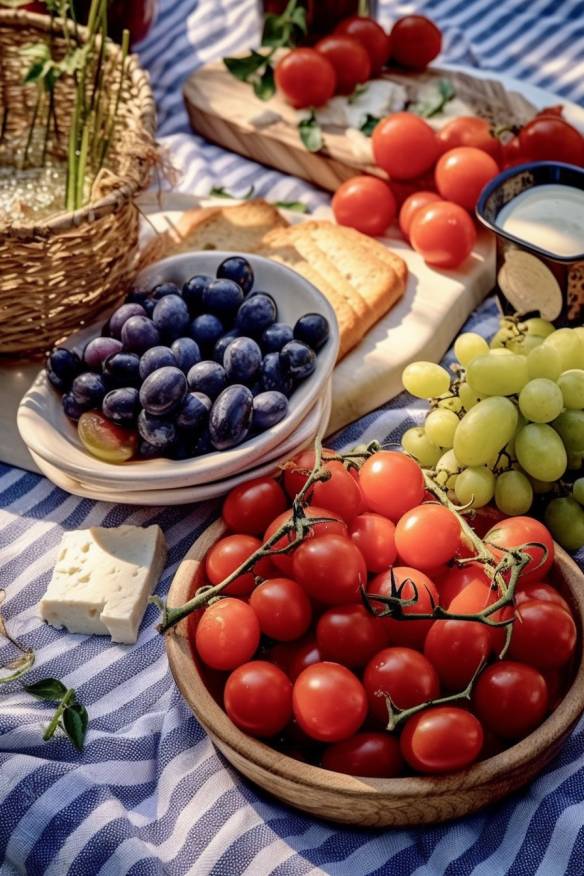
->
40, 525, 167, 644
314, 80, 407, 129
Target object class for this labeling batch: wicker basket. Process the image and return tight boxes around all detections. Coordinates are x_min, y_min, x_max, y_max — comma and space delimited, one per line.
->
0, 10, 157, 357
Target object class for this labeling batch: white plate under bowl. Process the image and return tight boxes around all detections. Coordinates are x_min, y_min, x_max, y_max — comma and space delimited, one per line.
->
17, 252, 339, 488
28, 385, 332, 505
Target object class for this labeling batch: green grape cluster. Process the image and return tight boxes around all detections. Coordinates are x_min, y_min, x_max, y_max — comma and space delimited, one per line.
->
401, 317, 584, 551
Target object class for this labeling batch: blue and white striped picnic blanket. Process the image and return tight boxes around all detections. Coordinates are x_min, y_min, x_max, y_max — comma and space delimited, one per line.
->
1, 2, 583, 873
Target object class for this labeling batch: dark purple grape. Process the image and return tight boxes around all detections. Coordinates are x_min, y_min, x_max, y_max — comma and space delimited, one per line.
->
213, 329, 239, 364
137, 410, 176, 450
261, 322, 293, 354
153, 295, 190, 341
217, 256, 254, 295
249, 290, 277, 308
71, 372, 107, 407
202, 278, 244, 321
183, 274, 212, 313
280, 340, 316, 380
143, 298, 156, 318
209, 384, 254, 450
101, 319, 112, 338
187, 361, 227, 401
192, 427, 213, 456
190, 314, 224, 350
252, 391, 289, 430
260, 352, 294, 396
171, 337, 201, 374
110, 303, 146, 339
176, 392, 212, 431
83, 337, 123, 371
138, 439, 160, 459
47, 347, 81, 389
236, 293, 277, 337
103, 352, 141, 388
102, 387, 140, 425
125, 289, 149, 304
139, 346, 177, 381
139, 366, 187, 415
62, 392, 89, 421
152, 281, 181, 300
168, 438, 193, 460
121, 315, 160, 353
47, 369, 68, 392
224, 337, 262, 384
294, 313, 330, 351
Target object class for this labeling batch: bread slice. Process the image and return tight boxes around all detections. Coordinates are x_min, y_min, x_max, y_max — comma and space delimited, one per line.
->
329, 224, 409, 290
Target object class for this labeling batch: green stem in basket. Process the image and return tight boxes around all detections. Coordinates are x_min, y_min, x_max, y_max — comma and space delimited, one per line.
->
97, 28, 129, 176
22, 87, 42, 167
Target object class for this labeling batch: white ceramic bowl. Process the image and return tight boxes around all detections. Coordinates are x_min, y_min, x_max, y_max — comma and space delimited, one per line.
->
18, 252, 339, 489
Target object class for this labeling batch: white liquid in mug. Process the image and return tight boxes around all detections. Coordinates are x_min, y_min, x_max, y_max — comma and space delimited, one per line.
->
496, 183, 584, 257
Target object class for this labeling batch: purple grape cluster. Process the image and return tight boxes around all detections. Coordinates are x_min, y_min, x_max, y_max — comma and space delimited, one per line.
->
46, 256, 330, 460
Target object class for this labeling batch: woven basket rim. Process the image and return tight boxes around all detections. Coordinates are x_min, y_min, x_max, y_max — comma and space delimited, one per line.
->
0, 8, 157, 240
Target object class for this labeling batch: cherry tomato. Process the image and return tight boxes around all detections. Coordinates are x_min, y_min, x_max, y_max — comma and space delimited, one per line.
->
322, 732, 404, 778
271, 636, 322, 682
283, 447, 336, 498
224, 661, 292, 738
275, 48, 336, 109
316, 605, 388, 668
334, 16, 391, 77
332, 176, 397, 237
249, 578, 312, 642
359, 451, 425, 521
363, 646, 440, 723
366, 567, 440, 649
473, 661, 548, 740
395, 504, 460, 569
349, 512, 397, 573
508, 599, 577, 670
391, 172, 438, 208
372, 113, 440, 180
222, 477, 288, 535
485, 516, 554, 586
390, 15, 442, 70
195, 598, 260, 671
293, 662, 368, 742
400, 707, 483, 774
205, 534, 272, 597
292, 534, 367, 604
409, 200, 477, 269
263, 505, 348, 575
315, 34, 371, 95
543, 670, 564, 711
398, 190, 442, 239
437, 116, 502, 163
435, 562, 490, 608
519, 116, 584, 165
424, 619, 490, 691
448, 578, 512, 655
469, 504, 506, 538
500, 135, 525, 169
435, 147, 499, 211
515, 580, 570, 613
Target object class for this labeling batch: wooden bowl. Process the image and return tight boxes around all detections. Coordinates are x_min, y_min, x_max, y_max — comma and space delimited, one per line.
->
165, 519, 584, 827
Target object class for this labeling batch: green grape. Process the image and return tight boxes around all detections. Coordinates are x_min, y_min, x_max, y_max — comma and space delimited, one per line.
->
527, 343, 562, 381
518, 378, 564, 423
515, 423, 568, 482
543, 328, 584, 372
459, 382, 483, 411
402, 362, 451, 399
567, 452, 583, 471
495, 470, 533, 516
454, 333, 489, 366
454, 466, 495, 508
435, 449, 461, 489
529, 476, 554, 494
490, 348, 514, 357
466, 352, 529, 396
436, 393, 463, 413
425, 408, 459, 449
454, 397, 518, 466
557, 369, 584, 410
552, 410, 584, 453
522, 317, 556, 339
490, 326, 515, 349
505, 334, 543, 356
573, 477, 584, 505
544, 497, 584, 551
401, 427, 442, 467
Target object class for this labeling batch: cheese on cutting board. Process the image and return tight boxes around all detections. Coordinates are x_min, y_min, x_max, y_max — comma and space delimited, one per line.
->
40, 525, 167, 644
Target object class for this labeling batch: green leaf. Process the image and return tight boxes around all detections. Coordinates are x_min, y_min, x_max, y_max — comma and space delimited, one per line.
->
289, 4, 307, 34
348, 84, 368, 105
261, 0, 306, 47
224, 51, 269, 83
63, 702, 88, 751
274, 200, 309, 213
359, 114, 380, 137
24, 677, 68, 701
410, 79, 456, 119
253, 64, 275, 101
298, 113, 323, 153
209, 185, 256, 200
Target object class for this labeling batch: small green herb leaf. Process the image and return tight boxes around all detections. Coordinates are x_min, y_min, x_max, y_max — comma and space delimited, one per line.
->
410, 79, 456, 119
253, 64, 276, 101
359, 114, 380, 137
298, 113, 323, 152
262, 0, 306, 47
24, 677, 68, 701
63, 702, 88, 751
224, 50, 269, 83
209, 185, 256, 200
275, 200, 310, 213
348, 83, 368, 105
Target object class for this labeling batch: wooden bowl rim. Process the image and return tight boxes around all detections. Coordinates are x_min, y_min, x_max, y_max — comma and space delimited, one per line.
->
165, 518, 584, 799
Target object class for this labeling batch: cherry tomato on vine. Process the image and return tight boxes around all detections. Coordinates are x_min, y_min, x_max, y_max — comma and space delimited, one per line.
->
395, 504, 460, 569
500, 135, 525, 169
322, 732, 404, 778
359, 451, 425, 521
519, 116, 584, 165
508, 599, 577, 670
398, 190, 442, 240
249, 578, 312, 642
424, 619, 491, 691
363, 646, 440, 723
409, 200, 477, 269
349, 512, 397, 573
372, 113, 440, 180
485, 516, 554, 585
366, 567, 440, 649
316, 604, 388, 668
315, 34, 371, 95
334, 16, 391, 76
390, 15, 442, 69
224, 661, 292, 738
274, 48, 337, 108
468, 504, 506, 538
205, 534, 273, 596
271, 636, 322, 682
514, 580, 570, 612
435, 562, 490, 608
332, 176, 397, 237
292, 662, 368, 742
283, 447, 336, 498
448, 578, 512, 655
473, 660, 548, 740
195, 598, 260, 671
292, 534, 367, 604
263, 505, 348, 576
435, 147, 500, 211
222, 477, 287, 535
437, 116, 502, 163
400, 706, 483, 773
